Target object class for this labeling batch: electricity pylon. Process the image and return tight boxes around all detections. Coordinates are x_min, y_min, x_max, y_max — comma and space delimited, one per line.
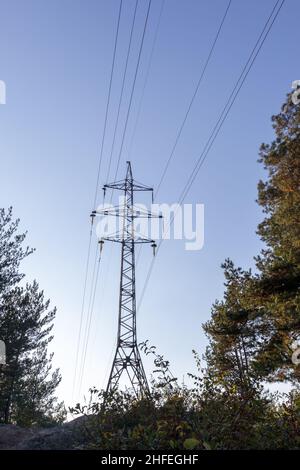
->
92, 161, 162, 397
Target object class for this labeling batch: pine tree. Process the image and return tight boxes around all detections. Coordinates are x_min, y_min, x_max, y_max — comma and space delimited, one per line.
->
203, 260, 262, 396
0, 207, 32, 294
203, 91, 300, 388
0, 208, 65, 425
254, 92, 300, 381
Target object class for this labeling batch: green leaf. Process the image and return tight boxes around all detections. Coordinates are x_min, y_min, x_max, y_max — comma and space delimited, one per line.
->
183, 438, 200, 450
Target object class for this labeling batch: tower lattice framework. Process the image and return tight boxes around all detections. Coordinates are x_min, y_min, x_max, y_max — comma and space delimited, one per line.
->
93, 161, 161, 397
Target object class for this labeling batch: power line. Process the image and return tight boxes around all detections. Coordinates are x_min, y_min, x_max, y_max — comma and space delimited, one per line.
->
77, 242, 98, 397
78, 0, 154, 396
127, 0, 165, 160
91, 1, 165, 388
129, 0, 165, 269
105, 0, 139, 184
93, 0, 123, 210
155, 0, 232, 198
177, 0, 285, 206
78, 254, 102, 396
71, 222, 93, 400
112, 0, 152, 183
94, 1, 139, 355
73, 0, 123, 401
136, 0, 230, 267
83, 0, 140, 391
137, 0, 285, 314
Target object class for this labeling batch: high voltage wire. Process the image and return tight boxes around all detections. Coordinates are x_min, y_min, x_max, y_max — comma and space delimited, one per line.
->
155, 0, 232, 198
72, 0, 123, 401
78, 254, 102, 396
135, 0, 230, 268
77, 243, 99, 393
105, 0, 139, 184
71, 223, 92, 400
77, 0, 154, 397
95, 0, 231, 384
93, 0, 123, 210
137, 0, 285, 315
112, 0, 152, 184
92, 0, 232, 383
177, 0, 285, 206
87, 0, 166, 385
78, 0, 140, 392
127, 0, 165, 160
130, 0, 165, 270
75, 0, 285, 398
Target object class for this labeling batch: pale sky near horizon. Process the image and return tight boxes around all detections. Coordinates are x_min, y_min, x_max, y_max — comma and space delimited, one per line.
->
0, 0, 298, 407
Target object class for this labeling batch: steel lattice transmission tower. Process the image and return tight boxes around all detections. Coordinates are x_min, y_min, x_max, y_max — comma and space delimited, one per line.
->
92, 161, 161, 397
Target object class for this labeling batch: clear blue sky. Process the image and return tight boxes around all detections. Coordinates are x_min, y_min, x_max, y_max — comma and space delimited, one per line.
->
0, 0, 298, 406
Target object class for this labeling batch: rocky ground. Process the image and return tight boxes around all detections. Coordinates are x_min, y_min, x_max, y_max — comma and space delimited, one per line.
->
0, 416, 89, 449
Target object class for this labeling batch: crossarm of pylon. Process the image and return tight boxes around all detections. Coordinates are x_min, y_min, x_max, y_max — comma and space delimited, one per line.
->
102, 234, 155, 244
